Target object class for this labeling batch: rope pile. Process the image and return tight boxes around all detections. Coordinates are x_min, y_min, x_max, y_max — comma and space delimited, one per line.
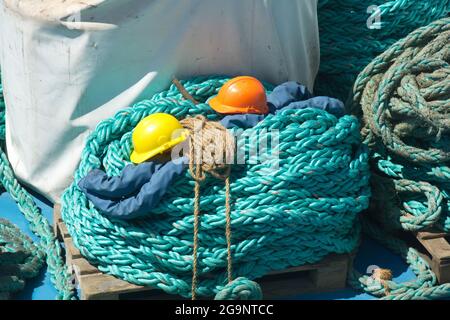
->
0, 219, 44, 299
0, 74, 75, 299
61, 76, 371, 299
352, 17, 449, 233
316, 0, 450, 101
349, 17, 450, 299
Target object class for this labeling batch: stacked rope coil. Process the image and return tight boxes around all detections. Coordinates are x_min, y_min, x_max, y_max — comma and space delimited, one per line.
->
349, 17, 450, 299
0, 74, 75, 299
316, 0, 450, 102
0, 219, 44, 299
61, 76, 371, 299
351, 17, 449, 233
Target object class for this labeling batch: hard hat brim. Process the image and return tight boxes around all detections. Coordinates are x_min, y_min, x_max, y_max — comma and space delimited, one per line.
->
209, 96, 236, 114
130, 134, 187, 164
209, 95, 268, 114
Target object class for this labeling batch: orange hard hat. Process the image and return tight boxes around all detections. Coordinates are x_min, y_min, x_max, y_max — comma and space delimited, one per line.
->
209, 76, 268, 114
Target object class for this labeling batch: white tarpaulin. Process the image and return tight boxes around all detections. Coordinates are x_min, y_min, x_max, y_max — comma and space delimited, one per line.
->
0, 0, 319, 202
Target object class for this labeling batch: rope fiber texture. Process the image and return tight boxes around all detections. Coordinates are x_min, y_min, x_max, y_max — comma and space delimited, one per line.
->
61, 76, 371, 299
0, 218, 45, 299
0, 75, 75, 299
351, 17, 449, 233
180, 115, 234, 299
316, 0, 450, 102
349, 17, 450, 300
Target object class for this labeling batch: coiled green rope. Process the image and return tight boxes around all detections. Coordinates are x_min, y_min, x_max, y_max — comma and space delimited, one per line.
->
352, 17, 449, 233
214, 277, 263, 300
349, 17, 450, 299
61, 76, 371, 299
0, 75, 75, 299
0, 219, 45, 299
317, 0, 450, 102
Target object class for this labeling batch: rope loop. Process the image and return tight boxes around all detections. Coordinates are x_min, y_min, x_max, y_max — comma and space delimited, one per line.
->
354, 17, 450, 232
350, 17, 450, 300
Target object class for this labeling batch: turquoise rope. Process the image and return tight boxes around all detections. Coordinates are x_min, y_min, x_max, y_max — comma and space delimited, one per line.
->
316, 0, 450, 101
0, 75, 75, 299
349, 17, 450, 299
351, 17, 449, 232
214, 277, 263, 300
61, 76, 371, 299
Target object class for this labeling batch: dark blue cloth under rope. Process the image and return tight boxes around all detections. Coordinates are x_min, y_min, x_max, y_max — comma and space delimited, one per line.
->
221, 82, 345, 128
78, 158, 187, 219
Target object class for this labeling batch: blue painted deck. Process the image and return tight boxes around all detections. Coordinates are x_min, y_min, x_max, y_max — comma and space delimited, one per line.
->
0, 190, 416, 300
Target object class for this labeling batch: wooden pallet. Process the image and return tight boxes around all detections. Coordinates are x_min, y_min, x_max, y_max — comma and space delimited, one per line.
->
414, 229, 450, 284
54, 204, 351, 300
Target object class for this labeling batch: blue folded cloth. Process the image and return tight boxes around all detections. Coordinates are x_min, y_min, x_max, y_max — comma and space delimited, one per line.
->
274, 96, 346, 118
78, 158, 187, 220
267, 81, 313, 113
220, 114, 265, 129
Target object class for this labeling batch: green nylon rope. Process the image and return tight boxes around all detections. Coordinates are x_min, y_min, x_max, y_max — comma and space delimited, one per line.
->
352, 17, 449, 233
214, 277, 263, 300
349, 17, 450, 299
0, 76, 75, 300
0, 218, 45, 299
61, 76, 371, 299
316, 0, 450, 102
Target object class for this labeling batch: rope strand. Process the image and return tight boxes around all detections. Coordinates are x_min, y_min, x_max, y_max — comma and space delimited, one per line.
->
350, 17, 450, 300
183, 115, 234, 299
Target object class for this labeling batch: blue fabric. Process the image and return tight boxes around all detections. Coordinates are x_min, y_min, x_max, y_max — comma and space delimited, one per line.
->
78, 159, 186, 220
267, 81, 313, 113
220, 82, 346, 128
220, 114, 265, 129
275, 96, 346, 117
79, 162, 166, 199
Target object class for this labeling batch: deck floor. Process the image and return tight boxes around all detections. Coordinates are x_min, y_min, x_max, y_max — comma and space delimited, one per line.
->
0, 191, 416, 300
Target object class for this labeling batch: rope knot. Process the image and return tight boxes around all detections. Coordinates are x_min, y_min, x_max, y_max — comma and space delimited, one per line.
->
181, 115, 234, 182
214, 277, 263, 300
372, 268, 393, 296
181, 115, 237, 299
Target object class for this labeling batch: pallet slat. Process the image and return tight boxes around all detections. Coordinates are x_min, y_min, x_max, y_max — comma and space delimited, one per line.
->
417, 230, 449, 241
79, 273, 148, 300
415, 230, 450, 284
54, 204, 350, 300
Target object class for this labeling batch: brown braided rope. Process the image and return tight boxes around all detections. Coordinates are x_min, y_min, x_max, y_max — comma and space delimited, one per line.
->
180, 115, 234, 299
373, 268, 393, 296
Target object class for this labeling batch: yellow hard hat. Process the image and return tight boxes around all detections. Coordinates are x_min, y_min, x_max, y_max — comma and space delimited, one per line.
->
130, 113, 187, 164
